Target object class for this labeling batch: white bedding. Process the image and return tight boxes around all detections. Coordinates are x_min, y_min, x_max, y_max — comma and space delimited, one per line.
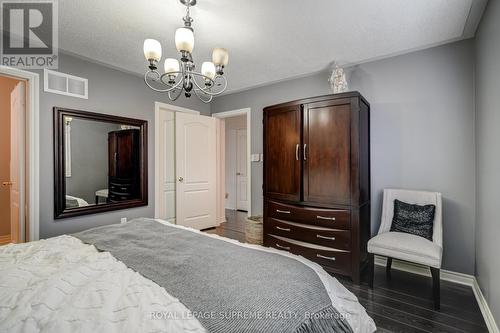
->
65, 195, 89, 207
0, 219, 376, 333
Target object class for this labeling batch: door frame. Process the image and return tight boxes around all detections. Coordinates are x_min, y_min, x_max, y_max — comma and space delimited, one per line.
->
154, 102, 200, 218
212, 108, 252, 217
0, 66, 40, 242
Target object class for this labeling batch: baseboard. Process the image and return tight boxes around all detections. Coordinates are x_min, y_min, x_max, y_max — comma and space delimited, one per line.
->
472, 278, 500, 333
375, 255, 499, 333
374, 256, 474, 285
0, 234, 11, 245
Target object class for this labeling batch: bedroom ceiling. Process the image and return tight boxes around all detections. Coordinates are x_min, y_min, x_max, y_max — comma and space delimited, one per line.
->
57, 0, 487, 94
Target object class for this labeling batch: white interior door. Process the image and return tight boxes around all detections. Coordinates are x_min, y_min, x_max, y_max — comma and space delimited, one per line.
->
176, 112, 217, 229
236, 128, 248, 211
10, 81, 25, 243
225, 129, 237, 210
157, 110, 176, 223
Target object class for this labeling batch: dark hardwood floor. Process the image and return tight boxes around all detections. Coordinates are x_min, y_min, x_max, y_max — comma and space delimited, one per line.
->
205, 210, 488, 333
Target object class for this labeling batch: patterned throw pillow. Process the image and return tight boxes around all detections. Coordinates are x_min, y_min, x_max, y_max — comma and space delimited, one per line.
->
390, 199, 436, 241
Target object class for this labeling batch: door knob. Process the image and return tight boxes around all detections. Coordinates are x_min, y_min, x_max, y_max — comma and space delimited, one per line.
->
236, 172, 241, 175
2, 181, 13, 186
178, 176, 184, 182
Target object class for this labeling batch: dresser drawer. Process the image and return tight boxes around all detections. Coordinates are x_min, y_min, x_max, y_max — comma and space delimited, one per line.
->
108, 192, 134, 202
265, 218, 351, 250
110, 182, 134, 193
267, 200, 350, 230
266, 234, 351, 274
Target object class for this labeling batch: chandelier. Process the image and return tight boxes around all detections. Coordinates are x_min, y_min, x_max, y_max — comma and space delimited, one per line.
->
142, 0, 229, 103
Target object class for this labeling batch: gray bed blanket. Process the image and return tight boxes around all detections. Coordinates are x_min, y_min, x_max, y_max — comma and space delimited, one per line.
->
73, 218, 353, 333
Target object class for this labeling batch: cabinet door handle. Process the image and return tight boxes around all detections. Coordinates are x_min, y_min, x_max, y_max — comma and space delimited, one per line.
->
276, 226, 291, 232
276, 243, 291, 250
303, 144, 307, 161
276, 209, 291, 214
317, 215, 335, 221
317, 234, 336, 240
317, 254, 336, 261
295, 144, 299, 161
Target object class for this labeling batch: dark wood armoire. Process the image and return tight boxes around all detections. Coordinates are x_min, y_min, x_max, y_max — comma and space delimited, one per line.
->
263, 92, 371, 284
108, 129, 140, 202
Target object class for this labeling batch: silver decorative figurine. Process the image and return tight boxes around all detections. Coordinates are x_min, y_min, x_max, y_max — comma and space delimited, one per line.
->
328, 64, 349, 94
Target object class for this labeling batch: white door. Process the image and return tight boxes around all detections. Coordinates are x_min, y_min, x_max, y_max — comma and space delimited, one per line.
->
176, 112, 217, 229
157, 110, 176, 223
236, 129, 248, 211
10, 81, 25, 243
225, 129, 237, 210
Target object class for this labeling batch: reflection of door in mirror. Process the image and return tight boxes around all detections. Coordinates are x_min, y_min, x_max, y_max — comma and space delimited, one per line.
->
108, 129, 140, 202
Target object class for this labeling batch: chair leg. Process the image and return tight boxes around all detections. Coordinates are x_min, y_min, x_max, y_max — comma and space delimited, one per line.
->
368, 253, 374, 289
430, 267, 440, 310
386, 257, 392, 277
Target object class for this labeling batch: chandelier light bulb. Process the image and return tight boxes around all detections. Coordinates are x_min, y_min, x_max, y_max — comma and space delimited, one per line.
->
164, 58, 180, 76
143, 39, 162, 61
175, 27, 195, 53
212, 48, 229, 66
201, 61, 216, 80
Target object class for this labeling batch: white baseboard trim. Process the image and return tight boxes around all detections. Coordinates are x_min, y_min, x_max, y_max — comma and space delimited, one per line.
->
472, 278, 500, 333
375, 255, 499, 333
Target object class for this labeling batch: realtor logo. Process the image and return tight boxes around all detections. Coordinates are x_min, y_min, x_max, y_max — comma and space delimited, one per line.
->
1, 0, 58, 68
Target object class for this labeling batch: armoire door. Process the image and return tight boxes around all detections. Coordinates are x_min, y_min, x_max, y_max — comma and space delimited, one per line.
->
264, 104, 302, 201
109, 130, 139, 179
303, 100, 351, 205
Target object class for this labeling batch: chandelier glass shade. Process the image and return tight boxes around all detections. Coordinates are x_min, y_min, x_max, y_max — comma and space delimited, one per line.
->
143, 0, 228, 103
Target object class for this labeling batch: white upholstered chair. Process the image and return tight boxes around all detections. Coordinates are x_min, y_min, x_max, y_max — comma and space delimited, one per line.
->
368, 189, 443, 310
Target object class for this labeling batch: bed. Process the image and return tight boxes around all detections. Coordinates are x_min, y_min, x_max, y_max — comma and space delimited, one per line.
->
0, 218, 376, 333
65, 195, 89, 208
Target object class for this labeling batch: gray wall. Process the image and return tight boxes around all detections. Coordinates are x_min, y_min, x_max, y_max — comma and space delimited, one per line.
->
65, 119, 121, 204
211, 39, 476, 274
475, 0, 500, 324
37, 52, 210, 238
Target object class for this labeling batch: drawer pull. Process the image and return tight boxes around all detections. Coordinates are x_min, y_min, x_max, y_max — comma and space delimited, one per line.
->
316, 234, 336, 241
317, 215, 336, 221
276, 226, 291, 232
276, 209, 291, 214
275, 243, 291, 250
317, 254, 336, 261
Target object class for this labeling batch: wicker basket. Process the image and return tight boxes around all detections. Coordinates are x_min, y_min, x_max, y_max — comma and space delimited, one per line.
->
245, 216, 263, 245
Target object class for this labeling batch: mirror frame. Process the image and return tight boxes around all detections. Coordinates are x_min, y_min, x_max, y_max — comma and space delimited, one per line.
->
53, 107, 148, 219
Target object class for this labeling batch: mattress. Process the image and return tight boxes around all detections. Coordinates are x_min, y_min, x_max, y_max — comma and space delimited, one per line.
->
0, 219, 376, 333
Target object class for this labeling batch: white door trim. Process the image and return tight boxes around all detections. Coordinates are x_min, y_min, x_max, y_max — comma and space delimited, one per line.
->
212, 108, 252, 217
0, 66, 40, 242
154, 102, 200, 218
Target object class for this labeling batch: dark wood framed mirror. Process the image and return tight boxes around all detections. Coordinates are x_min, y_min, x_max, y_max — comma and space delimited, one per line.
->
53, 107, 148, 219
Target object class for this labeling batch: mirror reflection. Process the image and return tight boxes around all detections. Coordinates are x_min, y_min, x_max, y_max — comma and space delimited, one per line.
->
63, 116, 141, 209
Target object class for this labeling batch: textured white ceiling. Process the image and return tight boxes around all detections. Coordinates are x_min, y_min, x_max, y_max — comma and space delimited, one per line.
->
58, 0, 485, 93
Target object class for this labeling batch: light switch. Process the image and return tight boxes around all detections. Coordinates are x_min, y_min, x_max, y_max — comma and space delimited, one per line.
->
251, 154, 260, 162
